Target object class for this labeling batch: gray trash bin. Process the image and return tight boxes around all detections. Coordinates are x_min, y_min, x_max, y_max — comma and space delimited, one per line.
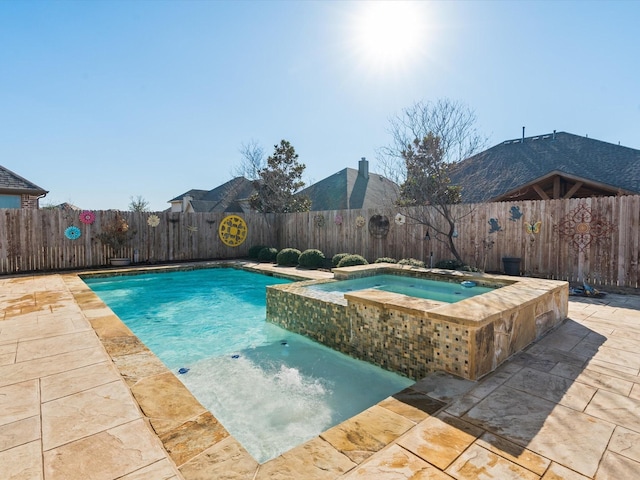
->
502, 257, 521, 276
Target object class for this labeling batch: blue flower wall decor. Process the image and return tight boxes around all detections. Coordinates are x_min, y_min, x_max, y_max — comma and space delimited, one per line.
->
65, 226, 81, 240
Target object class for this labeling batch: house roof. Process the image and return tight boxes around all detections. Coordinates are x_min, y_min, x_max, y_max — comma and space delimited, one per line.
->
0, 165, 48, 196
449, 131, 640, 203
169, 177, 255, 213
55, 202, 81, 211
297, 161, 399, 211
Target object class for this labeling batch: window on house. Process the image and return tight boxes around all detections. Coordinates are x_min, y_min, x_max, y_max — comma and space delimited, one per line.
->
0, 195, 21, 208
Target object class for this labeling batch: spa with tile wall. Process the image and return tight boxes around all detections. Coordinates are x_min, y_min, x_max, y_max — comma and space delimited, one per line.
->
266, 265, 568, 381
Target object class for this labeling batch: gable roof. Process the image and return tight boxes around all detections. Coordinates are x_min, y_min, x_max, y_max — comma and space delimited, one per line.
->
449, 131, 640, 203
169, 176, 255, 213
297, 159, 399, 211
0, 165, 48, 196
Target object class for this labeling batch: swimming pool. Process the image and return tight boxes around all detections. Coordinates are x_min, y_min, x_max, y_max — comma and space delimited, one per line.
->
84, 268, 412, 463
306, 273, 494, 303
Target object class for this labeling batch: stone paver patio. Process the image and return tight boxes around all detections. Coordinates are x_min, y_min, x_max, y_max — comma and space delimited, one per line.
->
1, 261, 640, 479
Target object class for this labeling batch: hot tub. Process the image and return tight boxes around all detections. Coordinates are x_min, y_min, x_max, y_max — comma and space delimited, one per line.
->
266, 264, 568, 381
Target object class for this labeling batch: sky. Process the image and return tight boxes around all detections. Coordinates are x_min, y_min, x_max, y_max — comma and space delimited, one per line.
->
1, 0, 638, 212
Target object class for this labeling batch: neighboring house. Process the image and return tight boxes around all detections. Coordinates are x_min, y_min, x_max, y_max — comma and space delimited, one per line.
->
0, 165, 48, 209
297, 158, 399, 211
169, 176, 255, 213
449, 131, 640, 203
169, 158, 399, 213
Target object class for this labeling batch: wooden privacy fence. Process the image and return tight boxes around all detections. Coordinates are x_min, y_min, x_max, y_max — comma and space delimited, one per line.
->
278, 195, 640, 289
0, 210, 277, 274
0, 195, 639, 288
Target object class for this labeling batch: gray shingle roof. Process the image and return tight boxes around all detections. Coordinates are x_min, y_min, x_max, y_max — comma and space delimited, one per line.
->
169, 177, 255, 213
0, 165, 48, 195
298, 167, 399, 211
449, 132, 640, 203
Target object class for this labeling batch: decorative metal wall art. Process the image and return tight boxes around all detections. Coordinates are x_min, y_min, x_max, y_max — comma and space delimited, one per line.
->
509, 206, 523, 221
218, 215, 248, 247
355, 216, 365, 228
488, 218, 502, 233
314, 214, 325, 228
525, 221, 542, 234
147, 214, 160, 227
368, 214, 390, 238
334, 214, 343, 226
64, 226, 81, 240
394, 213, 406, 225
79, 210, 95, 225
556, 203, 616, 252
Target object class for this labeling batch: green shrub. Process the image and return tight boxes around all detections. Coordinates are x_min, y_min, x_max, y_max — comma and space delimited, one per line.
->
398, 258, 426, 268
257, 247, 278, 263
458, 265, 480, 272
331, 253, 351, 268
276, 248, 301, 267
336, 254, 369, 268
434, 259, 465, 270
248, 244, 268, 260
298, 249, 326, 269
375, 257, 397, 264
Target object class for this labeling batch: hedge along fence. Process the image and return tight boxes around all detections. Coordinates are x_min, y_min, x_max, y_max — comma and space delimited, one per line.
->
0, 209, 277, 273
1, 195, 639, 289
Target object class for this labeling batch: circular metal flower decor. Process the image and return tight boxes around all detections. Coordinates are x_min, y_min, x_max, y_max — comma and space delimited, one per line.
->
368, 214, 390, 238
79, 210, 95, 225
355, 216, 366, 228
394, 213, 406, 225
218, 215, 248, 247
314, 214, 325, 228
147, 214, 160, 227
334, 214, 343, 226
64, 226, 81, 240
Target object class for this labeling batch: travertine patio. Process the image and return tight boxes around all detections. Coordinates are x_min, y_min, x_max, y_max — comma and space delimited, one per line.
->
2, 262, 640, 479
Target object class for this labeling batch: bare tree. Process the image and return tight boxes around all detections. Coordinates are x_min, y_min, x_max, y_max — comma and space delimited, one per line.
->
379, 99, 487, 265
233, 139, 266, 180
128, 195, 150, 212
378, 98, 487, 182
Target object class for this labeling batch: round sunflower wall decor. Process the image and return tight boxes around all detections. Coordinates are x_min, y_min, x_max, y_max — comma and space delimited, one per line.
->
394, 213, 406, 225
147, 214, 160, 227
218, 215, 248, 247
314, 214, 325, 228
355, 216, 366, 228
65, 226, 82, 240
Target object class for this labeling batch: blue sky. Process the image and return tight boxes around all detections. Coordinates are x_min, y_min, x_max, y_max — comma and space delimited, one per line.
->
1, 0, 638, 211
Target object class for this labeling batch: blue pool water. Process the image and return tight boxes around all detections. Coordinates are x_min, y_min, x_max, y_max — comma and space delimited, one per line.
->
308, 274, 494, 302
84, 268, 412, 463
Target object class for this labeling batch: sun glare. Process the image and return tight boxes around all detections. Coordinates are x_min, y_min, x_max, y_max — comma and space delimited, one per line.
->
350, 1, 427, 74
